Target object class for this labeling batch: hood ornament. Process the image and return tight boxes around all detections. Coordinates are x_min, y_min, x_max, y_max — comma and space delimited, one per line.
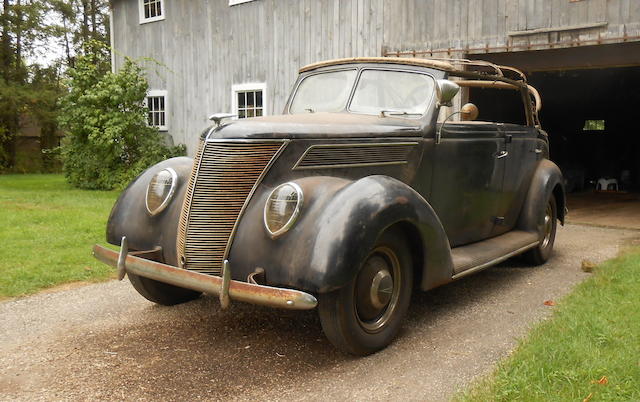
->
208, 113, 237, 127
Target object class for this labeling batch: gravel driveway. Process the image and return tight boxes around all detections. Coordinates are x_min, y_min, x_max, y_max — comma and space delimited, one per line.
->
1, 224, 638, 401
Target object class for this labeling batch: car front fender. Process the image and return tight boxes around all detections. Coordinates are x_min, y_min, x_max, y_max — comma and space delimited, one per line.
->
228, 175, 453, 293
106, 157, 193, 265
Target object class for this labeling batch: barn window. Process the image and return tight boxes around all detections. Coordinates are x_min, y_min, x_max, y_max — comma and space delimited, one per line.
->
146, 90, 168, 131
232, 83, 266, 119
583, 119, 605, 131
229, 0, 257, 5
139, 0, 165, 24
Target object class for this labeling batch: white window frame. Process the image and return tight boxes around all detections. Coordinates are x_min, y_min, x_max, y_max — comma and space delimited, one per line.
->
146, 89, 168, 131
139, 0, 165, 24
232, 83, 267, 119
229, 0, 257, 6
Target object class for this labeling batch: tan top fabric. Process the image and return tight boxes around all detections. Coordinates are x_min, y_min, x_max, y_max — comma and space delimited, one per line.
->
299, 57, 455, 73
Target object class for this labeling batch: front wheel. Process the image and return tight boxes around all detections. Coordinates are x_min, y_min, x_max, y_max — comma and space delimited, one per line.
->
128, 272, 201, 306
318, 229, 413, 356
523, 194, 557, 265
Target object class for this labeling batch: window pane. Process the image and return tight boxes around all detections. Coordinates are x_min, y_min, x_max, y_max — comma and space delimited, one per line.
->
145, 4, 150, 18
247, 109, 254, 117
350, 70, 435, 116
148, 112, 153, 125
239, 110, 246, 118
256, 108, 263, 117
238, 92, 245, 108
247, 91, 254, 108
160, 112, 165, 127
159, 96, 164, 111
290, 70, 357, 113
156, 1, 162, 16
256, 91, 262, 107
583, 119, 605, 131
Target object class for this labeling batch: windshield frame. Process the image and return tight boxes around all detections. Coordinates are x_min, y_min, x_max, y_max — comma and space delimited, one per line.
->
286, 65, 437, 119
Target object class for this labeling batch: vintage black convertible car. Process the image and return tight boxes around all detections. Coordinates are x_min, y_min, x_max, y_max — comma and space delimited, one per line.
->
94, 57, 565, 355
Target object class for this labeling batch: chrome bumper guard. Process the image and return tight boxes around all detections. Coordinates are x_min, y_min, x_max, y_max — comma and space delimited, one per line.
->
92, 238, 318, 311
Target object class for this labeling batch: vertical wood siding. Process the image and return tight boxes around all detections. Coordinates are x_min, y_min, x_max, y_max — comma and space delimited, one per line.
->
112, 0, 640, 152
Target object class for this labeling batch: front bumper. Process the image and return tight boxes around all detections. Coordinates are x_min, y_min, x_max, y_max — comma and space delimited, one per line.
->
92, 241, 318, 310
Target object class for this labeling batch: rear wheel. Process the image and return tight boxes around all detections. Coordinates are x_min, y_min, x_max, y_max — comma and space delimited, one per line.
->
524, 194, 557, 265
318, 229, 413, 356
128, 272, 201, 306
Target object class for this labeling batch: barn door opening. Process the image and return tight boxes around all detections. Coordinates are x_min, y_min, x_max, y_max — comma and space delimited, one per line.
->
470, 45, 640, 230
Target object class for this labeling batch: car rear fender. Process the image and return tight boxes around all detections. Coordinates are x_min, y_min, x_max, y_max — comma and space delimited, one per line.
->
517, 159, 566, 233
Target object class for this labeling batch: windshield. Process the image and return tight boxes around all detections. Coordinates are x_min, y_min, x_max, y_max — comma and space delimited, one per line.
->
289, 68, 435, 117
289, 70, 357, 113
350, 70, 435, 116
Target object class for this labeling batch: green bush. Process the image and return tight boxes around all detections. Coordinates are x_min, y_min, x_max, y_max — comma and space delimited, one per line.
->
58, 47, 184, 190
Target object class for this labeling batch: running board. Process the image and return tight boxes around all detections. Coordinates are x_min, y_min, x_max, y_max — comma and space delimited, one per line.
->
451, 230, 539, 280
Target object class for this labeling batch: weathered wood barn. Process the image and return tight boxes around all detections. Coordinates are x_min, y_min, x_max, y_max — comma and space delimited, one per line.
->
111, 0, 640, 219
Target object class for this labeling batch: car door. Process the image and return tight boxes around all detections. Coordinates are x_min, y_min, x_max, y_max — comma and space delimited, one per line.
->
491, 124, 540, 236
429, 122, 506, 247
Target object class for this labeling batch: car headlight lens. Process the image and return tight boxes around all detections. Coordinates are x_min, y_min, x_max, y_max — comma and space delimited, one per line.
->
145, 167, 178, 216
264, 182, 304, 237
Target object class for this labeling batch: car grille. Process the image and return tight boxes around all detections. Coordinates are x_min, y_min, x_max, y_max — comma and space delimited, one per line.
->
293, 142, 418, 170
177, 140, 284, 275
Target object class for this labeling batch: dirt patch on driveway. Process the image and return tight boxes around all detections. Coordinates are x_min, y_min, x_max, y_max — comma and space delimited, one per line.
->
1, 224, 638, 401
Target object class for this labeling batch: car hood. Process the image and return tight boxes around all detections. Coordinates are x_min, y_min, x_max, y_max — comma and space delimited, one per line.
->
209, 112, 425, 139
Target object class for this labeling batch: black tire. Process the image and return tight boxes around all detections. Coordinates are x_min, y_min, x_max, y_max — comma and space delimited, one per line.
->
318, 228, 413, 356
523, 194, 557, 265
128, 272, 201, 306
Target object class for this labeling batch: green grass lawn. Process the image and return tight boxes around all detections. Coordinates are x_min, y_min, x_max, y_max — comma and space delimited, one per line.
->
458, 248, 640, 402
0, 174, 118, 299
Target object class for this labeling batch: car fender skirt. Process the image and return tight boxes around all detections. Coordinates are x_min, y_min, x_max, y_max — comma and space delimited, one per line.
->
229, 175, 454, 293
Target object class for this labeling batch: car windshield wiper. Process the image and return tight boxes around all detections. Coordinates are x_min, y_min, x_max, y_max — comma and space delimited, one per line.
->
379, 109, 421, 117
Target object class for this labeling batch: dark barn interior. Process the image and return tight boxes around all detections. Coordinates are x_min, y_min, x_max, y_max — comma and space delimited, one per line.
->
529, 67, 640, 193
466, 66, 640, 191
469, 44, 640, 228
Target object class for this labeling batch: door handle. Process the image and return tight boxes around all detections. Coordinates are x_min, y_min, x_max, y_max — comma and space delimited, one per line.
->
495, 150, 509, 159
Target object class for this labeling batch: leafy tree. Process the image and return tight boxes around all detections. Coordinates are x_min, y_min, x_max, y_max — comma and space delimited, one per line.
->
49, 0, 110, 68
59, 45, 185, 190
0, 0, 54, 169
0, 0, 110, 170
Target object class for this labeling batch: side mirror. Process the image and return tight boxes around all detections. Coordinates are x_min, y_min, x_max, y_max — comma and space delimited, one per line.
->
435, 79, 460, 107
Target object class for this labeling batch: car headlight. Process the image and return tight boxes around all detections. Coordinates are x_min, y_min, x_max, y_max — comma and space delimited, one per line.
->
264, 182, 304, 238
145, 167, 178, 216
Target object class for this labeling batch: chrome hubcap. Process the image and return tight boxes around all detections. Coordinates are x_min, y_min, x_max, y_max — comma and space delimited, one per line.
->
370, 269, 393, 309
355, 247, 401, 333
541, 203, 553, 249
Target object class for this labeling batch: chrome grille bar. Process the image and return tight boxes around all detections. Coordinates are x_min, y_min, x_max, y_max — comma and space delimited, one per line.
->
177, 141, 284, 275
176, 138, 205, 263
